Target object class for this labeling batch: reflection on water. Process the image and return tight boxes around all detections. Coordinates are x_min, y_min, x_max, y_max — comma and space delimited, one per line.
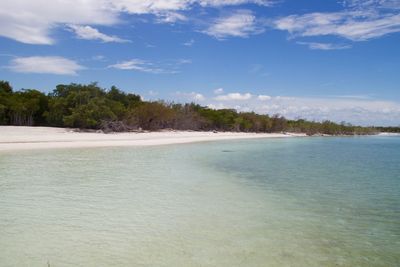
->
0, 137, 399, 266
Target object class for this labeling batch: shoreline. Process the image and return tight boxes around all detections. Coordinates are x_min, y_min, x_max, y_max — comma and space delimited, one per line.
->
0, 126, 307, 152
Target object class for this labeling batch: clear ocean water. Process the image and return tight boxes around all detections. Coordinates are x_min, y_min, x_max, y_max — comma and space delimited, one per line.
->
0, 136, 399, 267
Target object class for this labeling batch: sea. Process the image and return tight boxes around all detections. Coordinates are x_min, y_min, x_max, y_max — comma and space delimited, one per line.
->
0, 136, 399, 266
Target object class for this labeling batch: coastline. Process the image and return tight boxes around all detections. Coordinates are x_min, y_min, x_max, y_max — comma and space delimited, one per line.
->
0, 126, 307, 152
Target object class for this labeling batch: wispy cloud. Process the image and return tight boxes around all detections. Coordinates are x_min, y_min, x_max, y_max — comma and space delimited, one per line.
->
176, 59, 192, 64
175, 91, 205, 101
274, 0, 400, 42
67, 25, 130, 43
148, 90, 158, 96
342, 0, 400, 10
155, 12, 187, 23
249, 64, 270, 76
296, 41, 352, 50
108, 58, 190, 74
214, 88, 224, 94
92, 55, 106, 61
329, 94, 374, 100
199, 0, 275, 7
183, 39, 195, 46
191, 92, 205, 101
108, 59, 172, 74
215, 92, 253, 101
7, 56, 85, 75
107, 0, 275, 15
203, 10, 264, 39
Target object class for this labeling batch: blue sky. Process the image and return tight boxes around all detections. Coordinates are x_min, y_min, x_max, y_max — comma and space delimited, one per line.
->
1, 0, 400, 125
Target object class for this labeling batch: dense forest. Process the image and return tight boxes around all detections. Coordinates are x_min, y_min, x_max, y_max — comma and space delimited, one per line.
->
0, 80, 397, 135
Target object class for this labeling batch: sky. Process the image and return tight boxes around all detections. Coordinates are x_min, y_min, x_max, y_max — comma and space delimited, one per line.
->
0, 0, 400, 126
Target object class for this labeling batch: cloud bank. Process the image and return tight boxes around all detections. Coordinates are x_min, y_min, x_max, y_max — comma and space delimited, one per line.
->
175, 91, 400, 126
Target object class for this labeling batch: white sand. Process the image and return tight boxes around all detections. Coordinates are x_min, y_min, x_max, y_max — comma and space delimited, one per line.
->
0, 126, 306, 151
378, 132, 400, 136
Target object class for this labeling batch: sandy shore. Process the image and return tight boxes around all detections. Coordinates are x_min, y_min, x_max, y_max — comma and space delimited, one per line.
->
0, 126, 306, 151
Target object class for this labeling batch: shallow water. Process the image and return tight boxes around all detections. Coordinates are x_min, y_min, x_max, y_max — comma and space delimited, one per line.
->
0, 137, 399, 266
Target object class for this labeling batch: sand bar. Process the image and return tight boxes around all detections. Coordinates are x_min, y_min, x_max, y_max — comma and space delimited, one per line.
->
0, 126, 306, 151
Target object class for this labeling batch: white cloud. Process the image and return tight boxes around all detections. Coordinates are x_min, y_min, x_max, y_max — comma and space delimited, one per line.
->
108, 59, 171, 74
175, 91, 205, 102
258, 94, 271, 101
67, 25, 130, 43
183, 39, 195, 46
214, 88, 224, 94
108, 59, 147, 70
92, 55, 106, 61
203, 10, 264, 39
0, 0, 118, 44
2, 0, 398, 45
297, 42, 352, 50
0, 0, 275, 44
199, 0, 274, 7
110, 0, 190, 14
207, 103, 228, 110
113, 0, 274, 13
274, 0, 400, 43
342, 0, 400, 10
110, 0, 275, 15
249, 64, 270, 77
177, 59, 192, 64
215, 92, 252, 101
262, 97, 400, 126
274, 7, 400, 41
8, 56, 85, 75
168, 88, 400, 125
204, 95, 400, 126
148, 90, 158, 96
155, 12, 187, 23
331, 94, 373, 100
192, 92, 205, 101
108, 58, 189, 74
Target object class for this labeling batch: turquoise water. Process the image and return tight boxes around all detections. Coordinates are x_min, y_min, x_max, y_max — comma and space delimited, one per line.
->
0, 137, 399, 266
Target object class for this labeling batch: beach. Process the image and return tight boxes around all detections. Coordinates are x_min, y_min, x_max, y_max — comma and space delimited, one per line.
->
0, 126, 306, 151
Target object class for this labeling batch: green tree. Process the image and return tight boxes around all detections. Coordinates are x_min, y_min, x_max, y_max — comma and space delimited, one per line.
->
0, 81, 13, 124
127, 102, 176, 130
63, 98, 117, 129
0, 80, 382, 134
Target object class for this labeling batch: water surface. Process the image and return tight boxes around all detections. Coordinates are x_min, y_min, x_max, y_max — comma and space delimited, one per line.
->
0, 137, 399, 266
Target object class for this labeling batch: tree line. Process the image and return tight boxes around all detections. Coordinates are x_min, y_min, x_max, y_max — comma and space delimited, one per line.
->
0, 80, 395, 135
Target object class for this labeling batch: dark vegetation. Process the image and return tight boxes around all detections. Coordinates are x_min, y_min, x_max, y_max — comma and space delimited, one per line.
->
374, 126, 400, 133
1, 80, 396, 135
